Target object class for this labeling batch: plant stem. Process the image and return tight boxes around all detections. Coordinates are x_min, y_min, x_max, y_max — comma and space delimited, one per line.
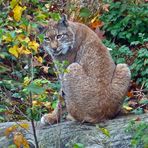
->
29, 53, 39, 148
31, 117, 39, 148
29, 91, 39, 148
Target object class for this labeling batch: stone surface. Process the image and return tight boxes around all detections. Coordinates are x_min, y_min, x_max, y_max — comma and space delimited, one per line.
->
0, 113, 148, 148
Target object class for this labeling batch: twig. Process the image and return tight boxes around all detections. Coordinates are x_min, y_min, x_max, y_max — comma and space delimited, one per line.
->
13, 121, 33, 135
14, 105, 31, 121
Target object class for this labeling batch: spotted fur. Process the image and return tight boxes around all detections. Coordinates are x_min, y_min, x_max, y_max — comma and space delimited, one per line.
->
41, 15, 131, 124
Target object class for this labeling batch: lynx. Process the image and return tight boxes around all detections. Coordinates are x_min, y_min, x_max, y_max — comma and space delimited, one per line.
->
41, 15, 131, 124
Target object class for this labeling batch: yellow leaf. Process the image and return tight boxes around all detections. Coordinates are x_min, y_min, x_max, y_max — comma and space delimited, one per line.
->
2, 34, 13, 42
5, 125, 17, 137
15, 29, 23, 33
28, 41, 39, 52
99, 127, 110, 137
23, 76, 31, 86
123, 105, 133, 111
45, 4, 50, 9
90, 14, 99, 23
17, 34, 30, 43
13, 132, 29, 148
20, 24, 27, 30
22, 48, 31, 55
13, 5, 26, 22
9, 45, 19, 58
35, 56, 43, 63
33, 100, 43, 106
19, 123, 29, 130
43, 102, 51, 109
19, 46, 31, 55
22, 137, 30, 148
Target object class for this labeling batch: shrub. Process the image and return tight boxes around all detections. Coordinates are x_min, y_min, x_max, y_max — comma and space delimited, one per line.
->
101, 1, 148, 88
101, 1, 148, 44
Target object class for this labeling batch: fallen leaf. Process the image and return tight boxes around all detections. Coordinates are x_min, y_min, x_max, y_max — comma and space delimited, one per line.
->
35, 56, 43, 63
99, 127, 110, 137
19, 123, 29, 130
5, 125, 17, 137
90, 20, 104, 29
13, 132, 29, 148
123, 105, 133, 111
127, 91, 133, 97
32, 100, 43, 106
43, 102, 51, 109
41, 66, 49, 74
33, 57, 42, 67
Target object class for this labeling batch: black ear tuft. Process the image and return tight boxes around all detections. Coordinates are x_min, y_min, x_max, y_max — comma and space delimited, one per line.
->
38, 24, 47, 34
38, 26, 45, 33
58, 14, 68, 27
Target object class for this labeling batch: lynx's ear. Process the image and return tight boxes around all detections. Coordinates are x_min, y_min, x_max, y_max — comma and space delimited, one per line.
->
38, 24, 47, 34
58, 14, 69, 27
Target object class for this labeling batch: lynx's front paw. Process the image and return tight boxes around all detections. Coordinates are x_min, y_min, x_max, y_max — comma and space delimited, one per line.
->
41, 113, 58, 125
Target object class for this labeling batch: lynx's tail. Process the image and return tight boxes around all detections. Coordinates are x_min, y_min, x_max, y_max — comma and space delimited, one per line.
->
111, 64, 131, 102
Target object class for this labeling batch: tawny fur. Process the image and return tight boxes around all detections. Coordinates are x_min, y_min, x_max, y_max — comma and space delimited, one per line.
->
41, 17, 131, 124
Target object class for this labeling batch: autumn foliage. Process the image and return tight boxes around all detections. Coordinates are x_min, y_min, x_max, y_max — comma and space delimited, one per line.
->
0, 0, 148, 147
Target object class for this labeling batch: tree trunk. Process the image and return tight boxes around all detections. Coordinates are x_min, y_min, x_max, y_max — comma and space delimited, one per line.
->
0, 113, 148, 148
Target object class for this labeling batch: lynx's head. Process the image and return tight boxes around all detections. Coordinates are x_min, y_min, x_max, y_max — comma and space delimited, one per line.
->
42, 15, 75, 56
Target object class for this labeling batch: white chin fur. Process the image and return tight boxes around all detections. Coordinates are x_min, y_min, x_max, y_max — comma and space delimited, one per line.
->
62, 47, 69, 54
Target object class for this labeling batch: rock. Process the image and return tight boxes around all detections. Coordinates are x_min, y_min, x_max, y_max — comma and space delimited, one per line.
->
0, 113, 148, 148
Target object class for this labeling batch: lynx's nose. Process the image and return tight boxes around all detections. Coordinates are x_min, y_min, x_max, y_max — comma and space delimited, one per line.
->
51, 41, 58, 49
52, 48, 57, 51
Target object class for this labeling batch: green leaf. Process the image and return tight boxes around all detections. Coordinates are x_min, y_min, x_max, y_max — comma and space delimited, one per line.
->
80, 7, 91, 18
73, 143, 85, 148
131, 139, 138, 146
0, 64, 10, 73
99, 127, 111, 137
51, 100, 58, 109
27, 82, 45, 94
142, 135, 148, 148
8, 144, 17, 148
0, 116, 5, 121
132, 108, 143, 115
38, 34, 44, 43
0, 108, 6, 113
130, 41, 140, 45
116, 58, 125, 64
12, 93, 21, 98
50, 13, 61, 21
139, 100, 148, 105
10, 0, 18, 9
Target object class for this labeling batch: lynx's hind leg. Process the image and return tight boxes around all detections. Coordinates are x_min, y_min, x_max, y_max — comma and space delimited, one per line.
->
62, 63, 100, 122
111, 64, 131, 102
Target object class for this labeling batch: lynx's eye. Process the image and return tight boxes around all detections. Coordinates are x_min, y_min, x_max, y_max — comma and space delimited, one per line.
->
56, 34, 63, 40
44, 37, 51, 42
